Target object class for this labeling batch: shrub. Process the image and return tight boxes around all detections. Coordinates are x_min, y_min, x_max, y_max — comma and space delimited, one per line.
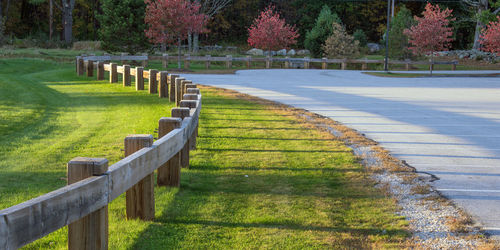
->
353, 29, 368, 47
322, 22, 359, 58
304, 5, 341, 57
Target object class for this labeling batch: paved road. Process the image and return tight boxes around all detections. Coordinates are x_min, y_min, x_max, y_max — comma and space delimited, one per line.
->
182, 70, 500, 236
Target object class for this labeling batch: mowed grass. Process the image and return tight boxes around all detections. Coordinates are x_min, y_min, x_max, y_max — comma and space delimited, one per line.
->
0, 58, 408, 249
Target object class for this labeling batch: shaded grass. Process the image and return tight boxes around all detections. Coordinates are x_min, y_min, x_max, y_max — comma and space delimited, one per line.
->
363, 71, 500, 78
0, 58, 409, 249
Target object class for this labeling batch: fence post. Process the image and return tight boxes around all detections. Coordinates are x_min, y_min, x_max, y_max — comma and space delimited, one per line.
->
86, 60, 94, 77
266, 56, 271, 69
205, 55, 211, 69
124, 135, 155, 221
362, 61, 368, 71
157, 117, 182, 187
246, 56, 251, 69
172, 108, 191, 168
452, 61, 457, 71
148, 69, 158, 94
304, 57, 310, 69
97, 62, 105, 80
142, 53, 148, 67
120, 53, 128, 65
285, 57, 290, 69
162, 53, 168, 68
123, 65, 131, 86
184, 54, 190, 69
110, 63, 118, 83
322, 58, 327, 70
169, 74, 179, 102
67, 157, 109, 250
406, 62, 410, 71
181, 80, 192, 100
135, 67, 144, 90
180, 100, 198, 150
429, 59, 434, 72
159, 71, 168, 98
175, 77, 185, 106
341, 59, 347, 70
226, 55, 232, 68
77, 57, 84, 76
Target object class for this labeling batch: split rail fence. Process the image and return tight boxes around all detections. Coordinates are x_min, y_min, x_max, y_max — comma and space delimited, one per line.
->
0, 59, 202, 249
78, 53, 459, 71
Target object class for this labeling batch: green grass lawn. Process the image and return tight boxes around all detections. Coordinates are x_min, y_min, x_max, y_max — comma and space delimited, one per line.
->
0, 58, 408, 249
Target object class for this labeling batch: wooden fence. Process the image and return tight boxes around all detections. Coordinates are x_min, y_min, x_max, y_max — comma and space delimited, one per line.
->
0, 60, 202, 250
78, 54, 459, 71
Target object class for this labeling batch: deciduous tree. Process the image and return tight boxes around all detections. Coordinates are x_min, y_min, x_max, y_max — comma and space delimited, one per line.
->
304, 5, 340, 57
247, 5, 299, 53
145, 0, 208, 68
322, 22, 359, 58
404, 3, 455, 75
480, 16, 500, 55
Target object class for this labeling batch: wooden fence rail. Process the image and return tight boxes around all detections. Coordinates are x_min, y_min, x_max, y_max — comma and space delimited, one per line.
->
0, 61, 202, 250
77, 54, 459, 71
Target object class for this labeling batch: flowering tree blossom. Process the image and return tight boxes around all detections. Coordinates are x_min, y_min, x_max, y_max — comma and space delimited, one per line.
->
480, 16, 500, 55
247, 6, 299, 53
404, 3, 455, 75
145, 0, 208, 68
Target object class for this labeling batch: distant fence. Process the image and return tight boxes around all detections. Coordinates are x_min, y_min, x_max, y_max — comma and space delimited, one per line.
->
0, 60, 202, 249
78, 53, 459, 71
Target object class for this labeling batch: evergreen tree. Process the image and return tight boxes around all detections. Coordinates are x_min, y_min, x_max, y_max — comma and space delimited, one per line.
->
353, 29, 367, 47
304, 5, 340, 57
388, 5, 415, 59
98, 0, 149, 54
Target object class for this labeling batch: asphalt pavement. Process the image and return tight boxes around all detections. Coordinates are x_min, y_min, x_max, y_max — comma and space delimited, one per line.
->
181, 69, 500, 236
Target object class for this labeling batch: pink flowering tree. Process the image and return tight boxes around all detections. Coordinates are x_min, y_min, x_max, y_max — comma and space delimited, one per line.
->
480, 16, 500, 56
247, 6, 299, 54
404, 3, 455, 75
145, 0, 208, 68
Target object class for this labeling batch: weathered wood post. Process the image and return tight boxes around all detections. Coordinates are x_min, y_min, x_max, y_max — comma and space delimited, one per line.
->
284, 57, 290, 69
77, 57, 84, 76
266, 56, 271, 69
120, 53, 128, 65
86, 60, 94, 77
175, 77, 185, 106
180, 100, 198, 150
142, 53, 148, 67
148, 69, 158, 94
341, 59, 347, 70
205, 55, 211, 69
124, 135, 155, 221
322, 58, 327, 70
123, 65, 131, 86
452, 61, 457, 71
361, 61, 368, 71
97, 62, 105, 80
172, 108, 191, 168
110, 63, 118, 83
226, 55, 232, 68
183, 92, 199, 150
184, 54, 190, 69
246, 56, 251, 69
184, 83, 196, 93
168, 74, 179, 102
180, 80, 192, 100
304, 57, 310, 69
159, 71, 168, 98
405, 62, 410, 71
157, 118, 182, 187
429, 60, 434, 72
67, 157, 109, 250
162, 53, 169, 68
135, 67, 144, 90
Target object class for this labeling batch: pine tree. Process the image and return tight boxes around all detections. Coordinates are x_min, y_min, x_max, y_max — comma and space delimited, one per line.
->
98, 0, 149, 54
389, 5, 415, 59
304, 5, 341, 57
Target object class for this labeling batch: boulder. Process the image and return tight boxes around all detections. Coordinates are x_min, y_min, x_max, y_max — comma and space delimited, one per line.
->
297, 49, 310, 56
287, 49, 296, 56
264, 51, 277, 56
277, 49, 287, 56
367, 43, 382, 53
246, 48, 264, 56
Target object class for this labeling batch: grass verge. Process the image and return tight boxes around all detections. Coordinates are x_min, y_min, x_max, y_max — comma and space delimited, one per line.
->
363, 71, 500, 78
1, 58, 409, 248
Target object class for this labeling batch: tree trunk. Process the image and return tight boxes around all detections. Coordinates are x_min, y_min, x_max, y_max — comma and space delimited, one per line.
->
62, 0, 75, 44
193, 32, 199, 54
177, 37, 181, 69
188, 32, 192, 53
472, 0, 488, 50
49, 0, 53, 40
161, 42, 166, 53
430, 53, 433, 76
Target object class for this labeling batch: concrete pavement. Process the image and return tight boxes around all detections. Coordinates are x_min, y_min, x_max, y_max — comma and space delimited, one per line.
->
181, 69, 500, 236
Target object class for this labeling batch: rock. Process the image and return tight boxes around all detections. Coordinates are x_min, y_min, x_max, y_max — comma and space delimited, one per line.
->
297, 49, 310, 56
246, 48, 264, 56
277, 49, 287, 56
264, 51, 277, 56
367, 43, 382, 53
225, 46, 237, 51
287, 49, 296, 56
